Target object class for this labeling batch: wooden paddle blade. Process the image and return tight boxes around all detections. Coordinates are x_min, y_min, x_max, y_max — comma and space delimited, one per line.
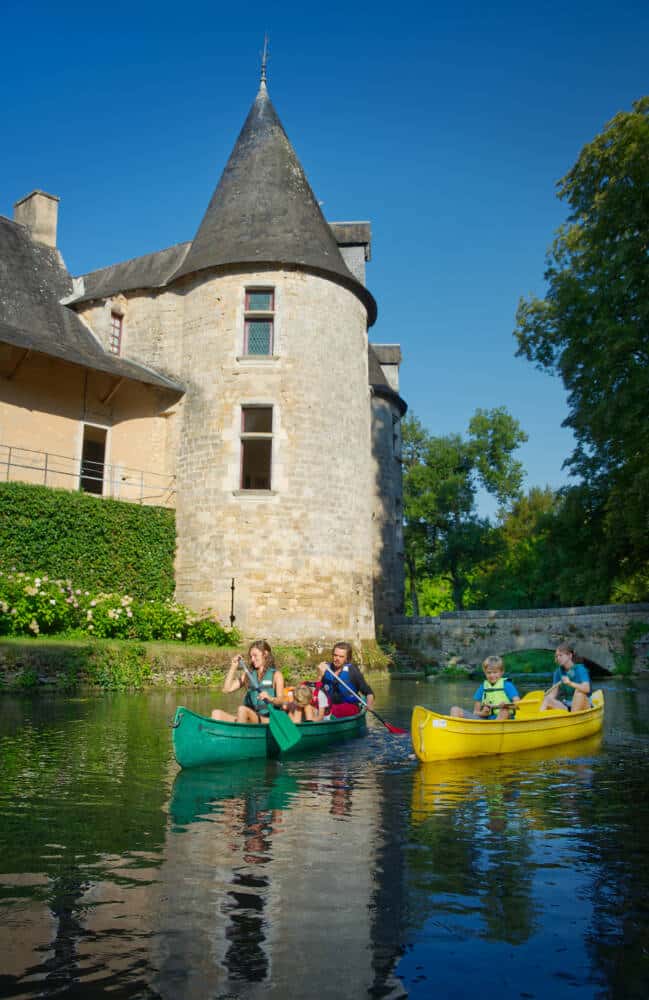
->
266, 703, 301, 751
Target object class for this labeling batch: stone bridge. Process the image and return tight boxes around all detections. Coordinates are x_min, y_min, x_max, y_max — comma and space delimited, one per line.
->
387, 604, 649, 673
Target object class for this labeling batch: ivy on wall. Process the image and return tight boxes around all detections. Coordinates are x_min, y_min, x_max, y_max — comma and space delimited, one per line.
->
0, 482, 175, 600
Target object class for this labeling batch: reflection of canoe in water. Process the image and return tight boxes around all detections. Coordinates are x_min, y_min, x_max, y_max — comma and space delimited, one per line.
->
172, 705, 367, 768
411, 733, 603, 821
411, 690, 604, 762
169, 758, 300, 825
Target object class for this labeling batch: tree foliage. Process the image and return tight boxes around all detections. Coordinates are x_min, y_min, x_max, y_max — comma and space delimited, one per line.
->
515, 97, 649, 586
402, 409, 527, 611
468, 487, 560, 609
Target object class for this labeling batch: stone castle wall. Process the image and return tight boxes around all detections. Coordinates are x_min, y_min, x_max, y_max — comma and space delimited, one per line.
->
370, 393, 404, 625
95, 266, 377, 641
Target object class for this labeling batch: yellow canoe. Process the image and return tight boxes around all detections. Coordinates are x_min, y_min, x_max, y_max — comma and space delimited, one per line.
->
411, 690, 604, 762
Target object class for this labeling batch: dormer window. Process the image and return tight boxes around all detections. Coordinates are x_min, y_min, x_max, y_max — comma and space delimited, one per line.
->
110, 312, 123, 355
244, 288, 274, 356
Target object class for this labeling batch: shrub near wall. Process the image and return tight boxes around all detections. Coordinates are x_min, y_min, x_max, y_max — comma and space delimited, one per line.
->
0, 482, 175, 600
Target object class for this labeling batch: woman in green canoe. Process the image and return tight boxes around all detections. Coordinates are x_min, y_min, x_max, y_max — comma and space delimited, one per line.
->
211, 640, 285, 724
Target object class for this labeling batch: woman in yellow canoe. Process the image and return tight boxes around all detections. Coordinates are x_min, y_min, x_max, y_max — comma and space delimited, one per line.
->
541, 643, 591, 712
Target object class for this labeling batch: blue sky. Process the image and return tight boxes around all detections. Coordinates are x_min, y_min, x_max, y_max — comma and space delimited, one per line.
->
2, 1, 646, 516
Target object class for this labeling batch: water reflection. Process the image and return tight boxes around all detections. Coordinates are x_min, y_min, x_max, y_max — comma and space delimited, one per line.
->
169, 762, 299, 986
409, 737, 603, 950
1, 682, 649, 998
156, 750, 385, 999
0, 693, 169, 996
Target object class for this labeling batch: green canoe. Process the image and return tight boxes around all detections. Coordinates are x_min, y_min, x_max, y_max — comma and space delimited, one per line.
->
172, 705, 368, 768
169, 758, 299, 825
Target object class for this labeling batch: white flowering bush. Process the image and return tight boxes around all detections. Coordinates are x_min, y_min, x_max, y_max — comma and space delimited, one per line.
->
0, 570, 239, 646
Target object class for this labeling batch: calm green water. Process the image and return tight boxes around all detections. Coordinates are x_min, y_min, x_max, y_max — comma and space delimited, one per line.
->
1, 677, 649, 999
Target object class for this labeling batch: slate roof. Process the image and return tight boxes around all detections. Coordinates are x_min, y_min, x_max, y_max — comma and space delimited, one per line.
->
70, 224, 369, 307
76, 241, 190, 303
172, 82, 377, 325
0, 216, 184, 393
368, 344, 407, 415
371, 344, 402, 366
329, 222, 372, 260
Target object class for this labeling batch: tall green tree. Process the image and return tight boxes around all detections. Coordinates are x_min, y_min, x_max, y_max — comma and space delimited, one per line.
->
515, 97, 649, 588
469, 487, 561, 608
402, 409, 527, 612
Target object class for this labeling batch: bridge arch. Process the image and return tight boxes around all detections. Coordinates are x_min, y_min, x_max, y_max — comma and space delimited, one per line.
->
388, 604, 649, 674
495, 636, 614, 674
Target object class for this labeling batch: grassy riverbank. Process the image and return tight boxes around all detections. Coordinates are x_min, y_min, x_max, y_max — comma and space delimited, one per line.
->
0, 636, 395, 691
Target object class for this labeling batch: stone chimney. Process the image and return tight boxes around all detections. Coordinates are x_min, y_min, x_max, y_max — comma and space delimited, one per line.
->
14, 190, 59, 248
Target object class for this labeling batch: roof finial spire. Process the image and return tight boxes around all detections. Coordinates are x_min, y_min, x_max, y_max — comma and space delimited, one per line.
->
260, 34, 269, 87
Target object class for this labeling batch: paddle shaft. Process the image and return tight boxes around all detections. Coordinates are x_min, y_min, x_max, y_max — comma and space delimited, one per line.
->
239, 659, 293, 714
323, 667, 408, 735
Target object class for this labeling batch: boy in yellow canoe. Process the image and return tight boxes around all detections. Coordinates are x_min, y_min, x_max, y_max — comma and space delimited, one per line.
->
450, 655, 521, 720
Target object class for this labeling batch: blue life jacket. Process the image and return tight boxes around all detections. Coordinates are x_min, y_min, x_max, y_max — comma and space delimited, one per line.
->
243, 666, 276, 715
323, 663, 357, 704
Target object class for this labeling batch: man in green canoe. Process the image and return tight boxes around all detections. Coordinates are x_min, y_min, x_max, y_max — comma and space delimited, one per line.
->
317, 642, 375, 718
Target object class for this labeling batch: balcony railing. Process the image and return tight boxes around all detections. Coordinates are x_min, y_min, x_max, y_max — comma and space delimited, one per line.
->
0, 444, 176, 507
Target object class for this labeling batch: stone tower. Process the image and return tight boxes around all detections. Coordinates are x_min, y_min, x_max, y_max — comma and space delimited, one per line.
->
169, 77, 379, 642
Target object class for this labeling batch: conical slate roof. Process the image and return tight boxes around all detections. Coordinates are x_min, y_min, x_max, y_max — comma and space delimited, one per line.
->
174, 82, 376, 324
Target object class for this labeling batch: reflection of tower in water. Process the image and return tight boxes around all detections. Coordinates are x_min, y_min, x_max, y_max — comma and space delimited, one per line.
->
157, 757, 386, 998
222, 794, 282, 984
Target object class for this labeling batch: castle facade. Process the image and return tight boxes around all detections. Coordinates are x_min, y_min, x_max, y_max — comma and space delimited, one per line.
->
0, 76, 406, 642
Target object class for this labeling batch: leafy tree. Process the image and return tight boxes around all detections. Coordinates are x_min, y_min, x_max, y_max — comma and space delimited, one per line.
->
468, 487, 560, 608
404, 575, 455, 617
402, 409, 527, 611
515, 97, 649, 588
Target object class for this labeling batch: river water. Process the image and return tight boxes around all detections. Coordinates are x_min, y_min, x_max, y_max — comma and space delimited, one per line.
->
1, 677, 648, 999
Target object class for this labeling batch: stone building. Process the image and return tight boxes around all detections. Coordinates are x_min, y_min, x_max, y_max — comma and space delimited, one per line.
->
0, 73, 406, 642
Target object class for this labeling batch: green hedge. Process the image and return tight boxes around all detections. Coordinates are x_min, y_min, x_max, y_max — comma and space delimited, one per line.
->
0, 482, 175, 600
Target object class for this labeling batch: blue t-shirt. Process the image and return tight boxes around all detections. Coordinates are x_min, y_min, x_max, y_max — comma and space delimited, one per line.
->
552, 663, 591, 702
472, 678, 520, 718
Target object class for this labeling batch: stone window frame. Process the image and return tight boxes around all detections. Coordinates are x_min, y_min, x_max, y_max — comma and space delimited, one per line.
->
242, 287, 275, 357
109, 311, 123, 355
239, 404, 274, 492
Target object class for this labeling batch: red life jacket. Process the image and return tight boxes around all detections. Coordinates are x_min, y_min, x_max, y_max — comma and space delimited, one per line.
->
311, 680, 331, 714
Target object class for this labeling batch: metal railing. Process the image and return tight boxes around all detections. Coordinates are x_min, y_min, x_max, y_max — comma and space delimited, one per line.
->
0, 444, 176, 507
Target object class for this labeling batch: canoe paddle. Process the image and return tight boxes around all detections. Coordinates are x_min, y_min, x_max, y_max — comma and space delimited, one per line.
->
324, 667, 408, 735
239, 660, 301, 752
